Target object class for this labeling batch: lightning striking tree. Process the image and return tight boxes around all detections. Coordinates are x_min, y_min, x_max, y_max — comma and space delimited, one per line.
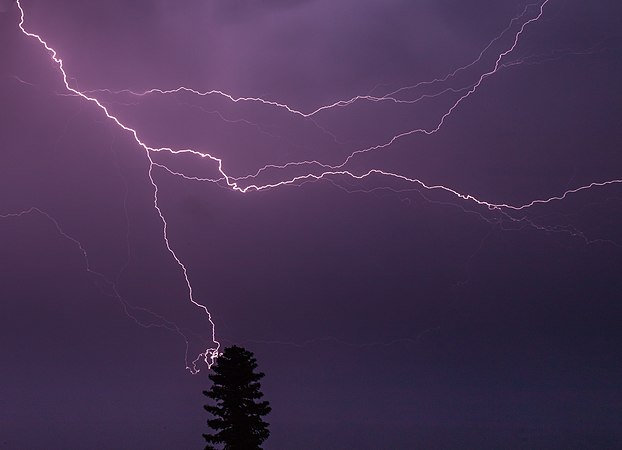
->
203, 346, 271, 450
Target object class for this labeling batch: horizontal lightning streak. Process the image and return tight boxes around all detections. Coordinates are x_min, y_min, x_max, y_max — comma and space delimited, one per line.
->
242, 0, 554, 183
86, 3, 539, 117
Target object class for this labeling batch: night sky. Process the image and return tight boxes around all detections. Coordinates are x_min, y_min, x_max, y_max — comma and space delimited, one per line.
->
2, 1, 622, 448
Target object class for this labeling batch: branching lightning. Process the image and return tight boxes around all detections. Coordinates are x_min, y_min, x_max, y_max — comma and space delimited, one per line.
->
13, 0, 221, 371
5, 0, 621, 372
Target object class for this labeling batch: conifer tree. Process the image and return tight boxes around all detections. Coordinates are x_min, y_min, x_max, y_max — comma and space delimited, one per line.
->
203, 345, 271, 450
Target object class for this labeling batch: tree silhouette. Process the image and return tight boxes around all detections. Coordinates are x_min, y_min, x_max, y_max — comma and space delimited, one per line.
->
203, 345, 271, 450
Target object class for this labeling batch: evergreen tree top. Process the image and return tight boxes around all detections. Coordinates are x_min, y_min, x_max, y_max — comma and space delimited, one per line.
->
203, 345, 271, 450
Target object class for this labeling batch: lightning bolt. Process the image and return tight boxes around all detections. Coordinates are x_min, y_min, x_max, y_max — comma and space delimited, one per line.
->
7, 0, 621, 371
14, 0, 221, 371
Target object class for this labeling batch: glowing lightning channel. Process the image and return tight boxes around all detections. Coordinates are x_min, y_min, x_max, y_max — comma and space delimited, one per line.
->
115, 1, 558, 191
85, 3, 540, 117
15, 0, 220, 372
234, 0, 554, 186
11, 0, 622, 371
118, 0, 556, 197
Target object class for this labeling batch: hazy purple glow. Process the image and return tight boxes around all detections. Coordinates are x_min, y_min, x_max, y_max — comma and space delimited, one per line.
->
2, 0, 621, 448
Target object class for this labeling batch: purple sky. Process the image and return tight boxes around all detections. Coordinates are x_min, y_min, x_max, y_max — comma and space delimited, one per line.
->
2, 0, 622, 448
